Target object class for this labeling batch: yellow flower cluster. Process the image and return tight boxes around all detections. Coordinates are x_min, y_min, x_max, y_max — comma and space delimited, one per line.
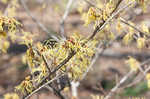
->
146, 73, 150, 88
84, 7, 102, 26
122, 21, 149, 49
4, 93, 19, 99
91, 95, 104, 99
126, 57, 140, 71
15, 76, 34, 94
0, 16, 21, 53
82, 0, 117, 26
17, 33, 97, 94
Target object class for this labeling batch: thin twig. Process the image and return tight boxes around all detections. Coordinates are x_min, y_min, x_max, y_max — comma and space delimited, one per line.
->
60, 0, 74, 38
20, 0, 59, 41
35, 48, 51, 73
41, 54, 51, 73
120, 17, 149, 37
3, 4, 11, 16
81, 0, 124, 80
24, 50, 75, 99
88, 1, 135, 40
23, 1, 135, 99
104, 71, 133, 99
81, 32, 124, 80
84, 0, 103, 11
123, 59, 150, 89
104, 58, 150, 99
46, 85, 65, 99
24, 74, 65, 99
81, 42, 102, 80
50, 51, 76, 75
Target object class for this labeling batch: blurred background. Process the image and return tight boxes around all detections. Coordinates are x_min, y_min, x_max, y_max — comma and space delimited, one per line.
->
0, 0, 150, 99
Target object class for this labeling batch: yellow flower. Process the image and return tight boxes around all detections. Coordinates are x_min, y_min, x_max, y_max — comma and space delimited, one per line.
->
126, 57, 139, 71
137, 37, 145, 49
85, 7, 101, 26
123, 33, 133, 45
146, 73, 150, 80
4, 93, 19, 99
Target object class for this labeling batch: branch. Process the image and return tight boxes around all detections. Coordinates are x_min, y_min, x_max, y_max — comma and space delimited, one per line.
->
104, 58, 150, 99
104, 71, 133, 99
71, 81, 80, 99
24, 74, 65, 99
60, 0, 74, 38
23, 50, 76, 99
84, 0, 103, 11
88, 1, 135, 40
3, 4, 11, 16
20, 0, 59, 41
122, 59, 150, 89
41, 54, 51, 73
46, 85, 65, 99
81, 32, 125, 80
81, 0, 133, 81
50, 51, 76, 75
120, 17, 149, 37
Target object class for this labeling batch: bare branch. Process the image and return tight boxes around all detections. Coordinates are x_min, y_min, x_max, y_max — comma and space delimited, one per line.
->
60, 0, 74, 38
20, 0, 59, 41
84, 0, 103, 11
123, 59, 150, 89
41, 54, 51, 73
104, 59, 150, 99
104, 71, 133, 99
45, 85, 65, 99
120, 17, 149, 37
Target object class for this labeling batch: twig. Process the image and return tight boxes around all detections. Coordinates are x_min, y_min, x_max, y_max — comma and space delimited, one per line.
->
104, 58, 150, 99
88, 1, 135, 40
23, 1, 135, 99
35, 48, 51, 73
81, 0, 124, 80
46, 85, 65, 99
120, 17, 149, 37
50, 51, 76, 75
84, 0, 103, 11
111, 0, 122, 15
41, 54, 51, 73
24, 50, 75, 99
60, 0, 74, 38
104, 71, 133, 99
20, 0, 59, 41
123, 59, 150, 89
81, 42, 102, 80
81, 32, 124, 80
24, 74, 65, 99
3, 4, 11, 16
